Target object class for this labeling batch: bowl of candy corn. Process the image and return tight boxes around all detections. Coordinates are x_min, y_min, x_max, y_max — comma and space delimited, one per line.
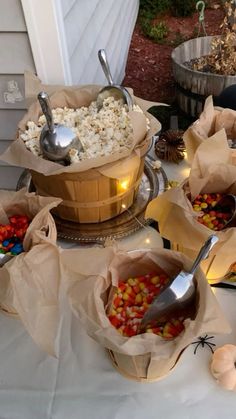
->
99, 248, 226, 381
66, 246, 229, 381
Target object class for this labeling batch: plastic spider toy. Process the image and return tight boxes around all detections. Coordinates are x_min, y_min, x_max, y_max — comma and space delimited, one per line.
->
191, 334, 216, 354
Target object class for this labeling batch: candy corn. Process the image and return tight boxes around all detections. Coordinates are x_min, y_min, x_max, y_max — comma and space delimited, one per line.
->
108, 272, 185, 339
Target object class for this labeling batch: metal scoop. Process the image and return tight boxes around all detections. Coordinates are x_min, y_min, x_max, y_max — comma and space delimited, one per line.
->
97, 49, 133, 111
38, 92, 83, 162
214, 194, 236, 229
140, 235, 219, 330
0, 253, 14, 267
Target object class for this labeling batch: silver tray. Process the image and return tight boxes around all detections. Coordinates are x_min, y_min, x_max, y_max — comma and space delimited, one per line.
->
16, 158, 168, 244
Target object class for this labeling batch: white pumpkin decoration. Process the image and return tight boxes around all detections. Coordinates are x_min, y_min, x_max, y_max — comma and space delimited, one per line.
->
211, 344, 236, 391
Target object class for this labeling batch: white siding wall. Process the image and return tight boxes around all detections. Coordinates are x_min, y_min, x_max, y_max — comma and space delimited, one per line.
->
60, 0, 139, 85
0, 0, 35, 189
22, 0, 139, 85
0, 0, 138, 190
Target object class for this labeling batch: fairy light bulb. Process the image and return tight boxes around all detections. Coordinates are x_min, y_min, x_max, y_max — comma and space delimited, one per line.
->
118, 174, 164, 249
119, 179, 129, 191
118, 177, 130, 192
145, 236, 151, 244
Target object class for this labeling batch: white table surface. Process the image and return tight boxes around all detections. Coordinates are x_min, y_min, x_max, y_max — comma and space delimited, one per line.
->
0, 287, 236, 419
2, 156, 236, 419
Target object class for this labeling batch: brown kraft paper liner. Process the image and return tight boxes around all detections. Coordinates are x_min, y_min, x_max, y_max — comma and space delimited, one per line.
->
146, 134, 236, 282
0, 72, 161, 177
0, 188, 62, 355
0, 73, 162, 223
184, 95, 236, 163
60, 247, 230, 381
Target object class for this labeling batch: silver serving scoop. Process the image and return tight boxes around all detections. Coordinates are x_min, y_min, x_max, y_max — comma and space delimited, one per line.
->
38, 92, 82, 162
140, 234, 219, 331
0, 253, 14, 267
97, 49, 133, 111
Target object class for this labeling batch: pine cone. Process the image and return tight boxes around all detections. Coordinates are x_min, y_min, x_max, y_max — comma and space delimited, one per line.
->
155, 129, 185, 163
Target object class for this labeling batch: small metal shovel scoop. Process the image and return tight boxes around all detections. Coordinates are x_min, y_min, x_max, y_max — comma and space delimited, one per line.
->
97, 49, 133, 111
0, 253, 14, 267
38, 92, 82, 162
140, 234, 219, 331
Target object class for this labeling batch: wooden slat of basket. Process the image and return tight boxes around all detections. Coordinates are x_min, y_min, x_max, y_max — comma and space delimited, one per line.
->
108, 350, 169, 382
98, 175, 114, 222
30, 155, 146, 223
76, 178, 99, 222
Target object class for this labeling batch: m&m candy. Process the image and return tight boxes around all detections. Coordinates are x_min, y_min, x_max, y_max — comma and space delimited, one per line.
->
0, 214, 30, 257
108, 272, 185, 338
192, 193, 232, 231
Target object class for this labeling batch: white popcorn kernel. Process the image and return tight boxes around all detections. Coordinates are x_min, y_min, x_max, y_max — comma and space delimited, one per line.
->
21, 96, 148, 162
151, 159, 162, 170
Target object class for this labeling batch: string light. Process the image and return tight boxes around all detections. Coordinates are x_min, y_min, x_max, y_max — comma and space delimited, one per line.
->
145, 236, 151, 244
119, 179, 129, 191
118, 176, 131, 192
121, 202, 152, 245
117, 164, 165, 248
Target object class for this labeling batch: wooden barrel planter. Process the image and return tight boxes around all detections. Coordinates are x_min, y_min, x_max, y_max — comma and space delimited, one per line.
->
171, 36, 236, 118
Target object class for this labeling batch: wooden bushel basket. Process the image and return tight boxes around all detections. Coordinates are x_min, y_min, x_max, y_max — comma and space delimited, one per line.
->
1, 84, 160, 224
30, 148, 147, 224
108, 349, 181, 382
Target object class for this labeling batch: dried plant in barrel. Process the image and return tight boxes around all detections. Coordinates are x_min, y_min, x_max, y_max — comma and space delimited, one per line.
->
193, 1, 236, 75
155, 129, 185, 163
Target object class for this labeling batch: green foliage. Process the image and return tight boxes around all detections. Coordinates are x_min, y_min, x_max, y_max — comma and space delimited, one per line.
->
139, 0, 197, 19
171, 0, 197, 17
139, 0, 171, 18
139, 0, 199, 42
140, 18, 169, 42
150, 22, 169, 41
140, 17, 153, 37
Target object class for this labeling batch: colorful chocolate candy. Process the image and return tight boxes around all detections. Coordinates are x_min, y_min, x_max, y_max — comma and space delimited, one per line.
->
108, 272, 185, 338
192, 193, 232, 231
0, 214, 30, 257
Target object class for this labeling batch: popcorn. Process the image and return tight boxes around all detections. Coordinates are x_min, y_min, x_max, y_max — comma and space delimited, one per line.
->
151, 159, 162, 170
25, 137, 41, 156
20, 97, 149, 163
